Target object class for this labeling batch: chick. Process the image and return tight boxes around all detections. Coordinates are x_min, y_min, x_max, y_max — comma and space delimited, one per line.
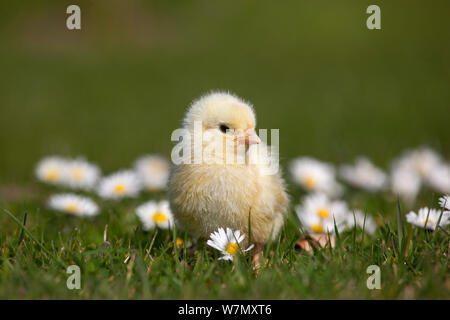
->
168, 92, 289, 263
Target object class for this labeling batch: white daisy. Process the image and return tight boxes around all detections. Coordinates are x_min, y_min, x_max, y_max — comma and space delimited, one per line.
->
48, 193, 99, 217
345, 210, 377, 235
391, 148, 446, 203
290, 157, 343, 197
426, 164, 450, 194
135, 200, 174, 230
35, 156, 69, 185
407, 148, 442, 179
391, 163, 421, 205
406, 207, 449, 230
64, 158, 101, 190
438, 195, 450, 211
339, 157, 387, 191
97, 170, 142, 199
134, 155, 170, 191
207, 227, 254, 261
295, 193, 349, 234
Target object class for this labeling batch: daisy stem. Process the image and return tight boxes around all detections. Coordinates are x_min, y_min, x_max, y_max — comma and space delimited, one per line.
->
148, 229, 159, 255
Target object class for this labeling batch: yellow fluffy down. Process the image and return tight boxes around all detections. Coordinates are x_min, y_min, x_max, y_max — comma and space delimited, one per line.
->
168, 163, 288, 243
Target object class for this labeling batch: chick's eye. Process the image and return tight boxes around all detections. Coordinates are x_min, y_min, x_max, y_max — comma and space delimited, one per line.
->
219, 124, 229, 133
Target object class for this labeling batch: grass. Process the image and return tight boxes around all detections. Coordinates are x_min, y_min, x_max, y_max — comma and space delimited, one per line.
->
0, 0, 449, 299
0, 184, 449, 299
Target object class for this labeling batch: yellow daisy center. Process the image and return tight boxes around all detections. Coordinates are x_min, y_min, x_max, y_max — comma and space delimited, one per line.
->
153, 212, 168, 223
311, 224, 324, 233
303, 176, 316, 189
72, 168, 84, 180
317, 208, 330, 219
176, 238, 184, 247
114, 184, 126, 194
225, 242, 239, 255
149, 160, 166, 172
64, 204, 78, 212
46, 169, 60, 182
417, 164, 426, 177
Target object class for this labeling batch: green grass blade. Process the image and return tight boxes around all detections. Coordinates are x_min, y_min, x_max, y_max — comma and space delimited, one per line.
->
17, 212, 27, 244
396, 198, 404, 257
3, 208, 66, 268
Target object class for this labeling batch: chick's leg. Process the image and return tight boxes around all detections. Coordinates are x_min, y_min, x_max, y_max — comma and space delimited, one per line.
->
186, 238, 199, 258
251, 243, 265, 269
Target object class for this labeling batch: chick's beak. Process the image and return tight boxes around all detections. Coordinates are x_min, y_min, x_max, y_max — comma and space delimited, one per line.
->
244, 128, 261, 145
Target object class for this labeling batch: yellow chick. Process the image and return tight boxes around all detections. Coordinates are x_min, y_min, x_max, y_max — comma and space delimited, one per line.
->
168, 92, 289, 261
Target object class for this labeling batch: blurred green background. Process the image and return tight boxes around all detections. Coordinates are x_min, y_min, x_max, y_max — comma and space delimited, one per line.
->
1, 0, 449, 184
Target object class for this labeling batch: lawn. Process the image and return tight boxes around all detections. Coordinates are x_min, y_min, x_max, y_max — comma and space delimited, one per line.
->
1, 185, 449, 299
0, 0, 449, 299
